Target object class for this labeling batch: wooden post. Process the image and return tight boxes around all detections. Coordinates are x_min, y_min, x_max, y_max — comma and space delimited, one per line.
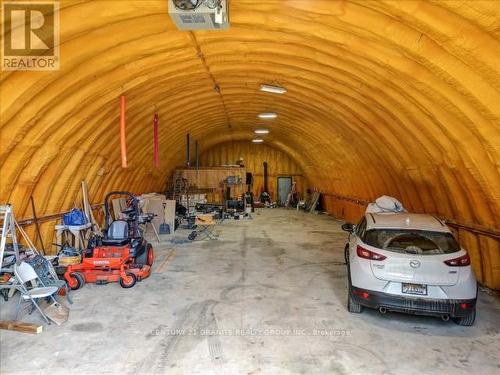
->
0, 321, 43, 334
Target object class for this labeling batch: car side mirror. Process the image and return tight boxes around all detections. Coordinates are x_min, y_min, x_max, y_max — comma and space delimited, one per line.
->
341, 223, 355, 233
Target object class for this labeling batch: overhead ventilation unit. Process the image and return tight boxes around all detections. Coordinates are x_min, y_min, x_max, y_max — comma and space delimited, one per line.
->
168, 0, 229, 30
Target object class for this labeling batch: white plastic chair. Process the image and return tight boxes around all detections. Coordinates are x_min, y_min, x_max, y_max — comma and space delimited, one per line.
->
14, 262, 59, 324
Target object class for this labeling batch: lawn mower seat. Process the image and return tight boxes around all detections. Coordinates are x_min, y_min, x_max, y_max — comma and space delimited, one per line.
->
102, 220, 130, 246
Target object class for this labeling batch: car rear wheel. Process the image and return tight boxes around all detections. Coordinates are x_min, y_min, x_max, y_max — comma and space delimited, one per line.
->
453, 307, 476, 326
348, 292, 363, 313
346, 263, 363, 313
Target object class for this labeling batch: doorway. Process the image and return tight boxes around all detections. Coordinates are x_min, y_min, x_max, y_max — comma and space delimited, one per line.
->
277, 176, 292, 206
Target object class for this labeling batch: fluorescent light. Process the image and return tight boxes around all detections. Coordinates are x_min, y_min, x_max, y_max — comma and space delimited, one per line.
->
260, 84, 287, 94
252, 139, 264, 143
258, 112, 277, 119
254, 129, 269, 134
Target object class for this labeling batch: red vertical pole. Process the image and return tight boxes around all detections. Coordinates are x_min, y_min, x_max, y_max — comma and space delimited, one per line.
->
120, 95, 127, 168
153, 113, 159, 168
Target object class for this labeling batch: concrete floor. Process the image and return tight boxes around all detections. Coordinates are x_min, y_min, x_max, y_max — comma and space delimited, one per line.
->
1, 209, 499, 375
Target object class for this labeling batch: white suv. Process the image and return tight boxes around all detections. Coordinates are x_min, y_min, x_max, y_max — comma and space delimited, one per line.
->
343, 213, 477, 326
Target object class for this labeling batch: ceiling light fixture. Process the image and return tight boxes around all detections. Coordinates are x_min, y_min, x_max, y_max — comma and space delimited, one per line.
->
254, 129, 269, 134
260, 84, 287, 94
252, 139, 264, 143
258, 112, 277, 119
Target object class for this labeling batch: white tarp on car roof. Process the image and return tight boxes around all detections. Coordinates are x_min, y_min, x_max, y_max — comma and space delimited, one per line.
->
366, 195, 406, 213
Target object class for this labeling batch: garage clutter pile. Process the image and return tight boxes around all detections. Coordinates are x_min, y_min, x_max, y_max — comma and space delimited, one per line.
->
0, 185, 169, 332
0, 205, 71, 331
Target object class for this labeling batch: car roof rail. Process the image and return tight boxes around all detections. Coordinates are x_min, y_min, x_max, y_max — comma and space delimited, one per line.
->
432, 215, 446, 226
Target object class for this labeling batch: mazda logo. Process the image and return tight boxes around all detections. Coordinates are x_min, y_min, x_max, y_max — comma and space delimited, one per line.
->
410, 260, 421, 269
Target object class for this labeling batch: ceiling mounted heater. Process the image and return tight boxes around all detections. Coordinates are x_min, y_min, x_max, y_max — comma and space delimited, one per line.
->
168, 0, 229, 30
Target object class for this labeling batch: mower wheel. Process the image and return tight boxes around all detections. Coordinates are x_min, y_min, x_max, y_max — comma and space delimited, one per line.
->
68, 272, 85, 290
136, 243, 154, 266
119, 272, 137, 288
147, 245, 154, 266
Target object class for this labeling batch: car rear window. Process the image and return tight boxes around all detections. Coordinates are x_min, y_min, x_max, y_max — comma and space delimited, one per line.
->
363, 229, 460, 255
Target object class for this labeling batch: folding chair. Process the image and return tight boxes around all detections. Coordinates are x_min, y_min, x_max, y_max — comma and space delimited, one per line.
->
14, 262, 59, 325
26, 254, 73, 304
188, 214, 218, 241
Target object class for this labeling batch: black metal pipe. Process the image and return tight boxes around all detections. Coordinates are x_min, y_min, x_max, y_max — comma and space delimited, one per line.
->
17, 204, 103, 226
263, 162, 268, 192
186, 133, 191, 167
195, 140, 199, 170
30, 196, 45, 254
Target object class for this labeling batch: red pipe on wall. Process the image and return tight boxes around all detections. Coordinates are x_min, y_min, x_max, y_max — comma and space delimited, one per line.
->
120, 95, 127, 168
153, 113, 159, 168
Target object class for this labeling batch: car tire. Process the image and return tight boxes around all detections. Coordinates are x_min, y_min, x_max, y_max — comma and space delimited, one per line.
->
452, 307, 476, 326
346, 263, 363, 313
347, 288, 363, 313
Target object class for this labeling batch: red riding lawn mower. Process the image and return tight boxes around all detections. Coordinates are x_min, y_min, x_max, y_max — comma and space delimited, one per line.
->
64, 191, 154, 289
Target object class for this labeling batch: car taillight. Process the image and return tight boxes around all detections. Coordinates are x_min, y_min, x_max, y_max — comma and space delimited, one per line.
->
356, 245, 386, 261
444, 254, 470, 267
353, 289, 370, 299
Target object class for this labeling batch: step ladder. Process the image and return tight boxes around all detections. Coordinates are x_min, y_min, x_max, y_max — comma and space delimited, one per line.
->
0, 205, 20, 273
169, 172, 188, 202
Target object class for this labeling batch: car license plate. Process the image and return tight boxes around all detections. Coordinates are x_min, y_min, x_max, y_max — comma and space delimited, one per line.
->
402, 283, 427, 295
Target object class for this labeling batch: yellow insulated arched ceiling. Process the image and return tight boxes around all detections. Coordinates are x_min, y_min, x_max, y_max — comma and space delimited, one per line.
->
0, 1, 499, 285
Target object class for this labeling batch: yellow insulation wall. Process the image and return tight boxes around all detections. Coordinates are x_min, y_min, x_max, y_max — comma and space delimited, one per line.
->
0, 1, 499, 288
